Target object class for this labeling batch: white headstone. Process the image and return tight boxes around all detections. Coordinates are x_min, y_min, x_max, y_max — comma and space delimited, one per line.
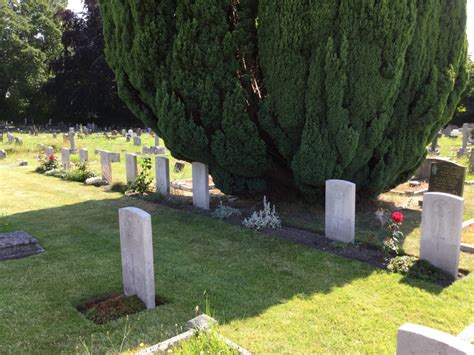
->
397, 323, 474, 355
45, 146, 54, 157
420, 192, 463, 277
155, 157, 170, 195
0, 150, 6, 160
100, 151, 112, 183
325, 180, 356, 243
125, 153, 138, 183
79, 148, 88, 162
61, 148, 70, 170
119, 207, 155, 309
192, 162, 210, 210
155, 136, 160, 147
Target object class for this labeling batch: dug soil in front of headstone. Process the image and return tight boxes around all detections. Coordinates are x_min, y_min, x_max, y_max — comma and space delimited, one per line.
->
0, 231, 44, 260
76, 293, 165, 324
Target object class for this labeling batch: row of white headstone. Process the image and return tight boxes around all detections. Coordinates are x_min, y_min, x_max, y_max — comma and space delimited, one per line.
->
117, 205, 474, 354
325, 180, 463, 278
56, 147, 211, 210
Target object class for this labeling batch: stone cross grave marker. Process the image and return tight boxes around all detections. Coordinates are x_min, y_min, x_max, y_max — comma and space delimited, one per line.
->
119, 207, 155, 309
125, 153, 138, 183
79, 148, 88, 162
192, 162, 210, 210
61, 148, 70, 170
420, 192, 463, 278
155, 156, 170, 195
428, 160, 465, 197
325, 180, 356, 243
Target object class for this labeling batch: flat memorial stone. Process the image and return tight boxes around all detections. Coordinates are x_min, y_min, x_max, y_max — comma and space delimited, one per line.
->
0, 231, 44, 261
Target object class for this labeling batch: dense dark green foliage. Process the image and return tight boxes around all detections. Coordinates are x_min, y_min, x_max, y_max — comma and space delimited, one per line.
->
46, 0, 139, 126
0, 0, 65, 121
100, 1, 468, 197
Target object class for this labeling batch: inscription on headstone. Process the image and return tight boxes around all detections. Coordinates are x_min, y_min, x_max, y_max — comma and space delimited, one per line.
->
428, 161, 465, 197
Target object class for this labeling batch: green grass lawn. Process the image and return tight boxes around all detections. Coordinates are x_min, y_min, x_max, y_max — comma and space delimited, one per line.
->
0, 134, 473, 353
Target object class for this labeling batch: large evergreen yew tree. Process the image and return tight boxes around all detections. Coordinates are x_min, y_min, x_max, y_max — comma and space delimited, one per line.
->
99, 1, 468, 197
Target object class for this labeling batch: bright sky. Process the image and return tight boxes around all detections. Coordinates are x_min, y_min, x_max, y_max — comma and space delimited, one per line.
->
67, 0, 474, 56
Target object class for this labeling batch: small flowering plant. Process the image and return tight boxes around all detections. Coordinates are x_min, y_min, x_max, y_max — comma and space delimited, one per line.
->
381, 210, 405, 255
36, 154, 59, 173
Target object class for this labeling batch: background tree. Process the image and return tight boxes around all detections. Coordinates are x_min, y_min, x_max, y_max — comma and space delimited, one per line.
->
99, 0, 468, 198
46, 0, 139, 126
451, 58, 474, 126
0, 0, 65, 122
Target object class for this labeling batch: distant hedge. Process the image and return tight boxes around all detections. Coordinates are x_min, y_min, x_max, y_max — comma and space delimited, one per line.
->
100, 0, 468, 197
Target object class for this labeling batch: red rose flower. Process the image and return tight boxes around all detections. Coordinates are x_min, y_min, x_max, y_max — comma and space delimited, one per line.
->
49, 155, 55, 161
391, 211, 403, 223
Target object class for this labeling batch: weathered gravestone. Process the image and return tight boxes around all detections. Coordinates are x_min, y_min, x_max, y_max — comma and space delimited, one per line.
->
0, 150, 6, 160
420, 192, 463, 278
142, 146, 151, 155
133, 136, 142, 146
192, 162, 210, 210
61, 148, 70, 170
125, 153, 138, 183
79, 148, 89, 162
397, 323, 474, 355
154, 136, 160, 147
0, 231, 44, 261
428, 160, 465, 197
14, 137, 23, 146
118, 207, 155, 309
0, 133, 3, 142
155, 157, 170, 196
325, 180, 356, 243
7, 133, 14, 144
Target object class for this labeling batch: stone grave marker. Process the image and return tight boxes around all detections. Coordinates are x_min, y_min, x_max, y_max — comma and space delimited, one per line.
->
325, 180, 356, 243
192, 162, 210, 210
79, 148, 89, 162
0, 231, 44, 261
155, 157, 170, 195
142, 146, 151, 155
397, 323, 474, 355
100, 151, 113, 183
69, 132, 76, 152
420, 192, 463, 278
155, 136, 160, 147
7, 133, 14, 144
119, 207, 155, 309
61, 148, 70, 170
14, 137, 22, 145
0, 133, 3, 142
0, 150, 6, 160
428, 160, 465, 197
134, 136, 142, 146
125, 153, 138, 183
